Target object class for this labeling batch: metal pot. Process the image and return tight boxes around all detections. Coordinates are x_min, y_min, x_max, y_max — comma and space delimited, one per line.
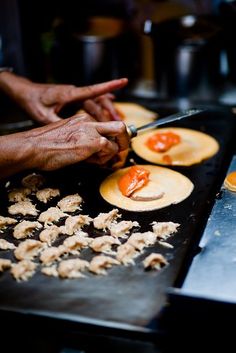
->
144, 15, 223, 101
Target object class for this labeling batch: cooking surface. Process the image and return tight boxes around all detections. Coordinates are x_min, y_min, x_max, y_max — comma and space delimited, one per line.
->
0, 105, 235, 334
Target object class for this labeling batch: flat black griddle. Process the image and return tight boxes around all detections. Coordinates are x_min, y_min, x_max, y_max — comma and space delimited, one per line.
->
0, 104, 235, 338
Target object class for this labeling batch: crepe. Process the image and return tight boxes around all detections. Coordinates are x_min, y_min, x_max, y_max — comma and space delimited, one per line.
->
224, 171, 236, 192
131, 127, 219, 166
99, 164, 194, 212
114, 102, 157, 127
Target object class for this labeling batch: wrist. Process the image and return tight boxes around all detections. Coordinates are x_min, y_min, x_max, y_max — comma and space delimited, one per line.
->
0, 71, 33, 101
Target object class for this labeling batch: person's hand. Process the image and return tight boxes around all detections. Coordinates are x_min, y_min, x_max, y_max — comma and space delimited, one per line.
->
0, 72, 127, 125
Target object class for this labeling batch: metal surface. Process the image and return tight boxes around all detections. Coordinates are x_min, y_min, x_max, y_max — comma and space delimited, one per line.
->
0, 105, 235, 336
127, 108, 204, 138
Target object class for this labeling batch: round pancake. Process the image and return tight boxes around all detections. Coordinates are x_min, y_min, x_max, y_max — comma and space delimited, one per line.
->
114, 102, 157, 127
224, 171, 236, 192
99, 164, 194, 212
131, 127, 219, 166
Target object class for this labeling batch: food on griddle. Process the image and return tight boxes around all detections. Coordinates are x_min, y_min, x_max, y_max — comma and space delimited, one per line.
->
39, 225, 61, 245
41, 265, 58, 277
89, 255, 119, 275
40, 245, 65, 265
13, 220, 42, 239
143, 253, 168, 270
90, 236, 121, 254
151, 221, 180, 241
109, 220, 139, 238
11, 259, 37, 281
0, 215, 17, 229
224, 171, 236, 192
127, 231, 157, 252
132, 127, 219, 166
93, 208, 121, 230
8, 200, 38, 216
60, 215, 92, 235
0, 258, 12, 272
38, 206, 67, 225
62, 234, 92, 255
8, 187, 31, 202
58, 258, 89, 278
116, 243, 139, 265
100, 164, 193, 211
0, 238, 16, 250
14, 239, 45, 260
21, 173, 45, 191
114, 102, 157, 128
57, 194, 83, 213
36, 188, 60, 203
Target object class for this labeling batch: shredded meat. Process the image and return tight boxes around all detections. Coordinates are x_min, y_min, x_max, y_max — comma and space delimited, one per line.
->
8, 187, 31, 202
57, 194, 83, 212
63, 234, 92, 254
90, 236, 120, 254
0, 216, 17, 229
58, 258, 89, 278
13, 220, 42, 239
41, 265, 58, 277
116, 243, 139, 265
109, 220, 139, 238
151, 221, 180, 241
60, 215, 92, 235
89, 255, 119, 275
39, 225, 61, 245
0, 239, 16, 250
143, 253, 168, 270
38, 207, 67, 224
36, 188, 60, 203
0, 258, 12, 272
11, 260, 37, 281
127, 231, 157, 251
14, 239, 45, 260
93, 209, 121, 230
8, 200, 38, 216
40, 245, 65, 265
21, 173, 45, 191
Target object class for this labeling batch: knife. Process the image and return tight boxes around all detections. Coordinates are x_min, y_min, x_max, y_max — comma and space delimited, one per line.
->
126, 108, 205, 138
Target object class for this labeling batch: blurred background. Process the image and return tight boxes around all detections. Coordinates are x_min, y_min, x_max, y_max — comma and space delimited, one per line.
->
1, 0, 236, 106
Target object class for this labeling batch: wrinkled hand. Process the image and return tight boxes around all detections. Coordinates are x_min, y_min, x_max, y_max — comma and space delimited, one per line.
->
1, 73, 127, 125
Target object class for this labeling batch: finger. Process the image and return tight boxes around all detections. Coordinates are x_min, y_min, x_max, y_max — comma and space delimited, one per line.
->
86, 138, 119, 165
97, 96, 121, 121
66, 78, 128, 103
95, 121, 130, 151
83, 100, 110, 122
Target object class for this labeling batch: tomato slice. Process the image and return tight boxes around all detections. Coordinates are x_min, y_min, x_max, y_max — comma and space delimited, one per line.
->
146, 131, 181, 152
118, 166, 150, 197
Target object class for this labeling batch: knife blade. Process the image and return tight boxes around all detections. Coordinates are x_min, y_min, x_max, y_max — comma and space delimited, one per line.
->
126, 108, 205, 138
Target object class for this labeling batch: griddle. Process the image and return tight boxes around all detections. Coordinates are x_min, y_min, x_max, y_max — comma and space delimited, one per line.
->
0, 104, 235, 339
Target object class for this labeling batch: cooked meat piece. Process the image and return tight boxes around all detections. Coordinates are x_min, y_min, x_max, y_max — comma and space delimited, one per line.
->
109, 220, 139, 238
58, 258, 89, 278
63, 235, 92, 254
8, 200, 38, 216
93, 209, 121, 230
38, 207, 67, 224
11, 260, 37, 281
40, 245, 65, 265
0, 216, 17, 229
13, 220, 42, 239
158, 241, 174, 249
89, 255, 119, 275
14, 239, 45, 260
116, 243, 139, 265
36, 188, 60, 203
0, 258, 12, 272
39, 225, 61, 245
127, 231, 157, 251
41, 265, 58, 277
90, 236, 120, 254
60, 215, 92, 235
21, 173, 45, 191
143, 253, 168, 270
151, 221, 180, 241
8, 187, 31, 202
57, 194, 83, 212
0, 239, 16, 250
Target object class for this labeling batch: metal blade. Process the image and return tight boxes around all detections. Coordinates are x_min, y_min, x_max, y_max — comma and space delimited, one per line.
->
127, 108, 205, 138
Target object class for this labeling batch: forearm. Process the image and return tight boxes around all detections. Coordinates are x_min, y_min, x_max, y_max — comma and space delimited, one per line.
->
0, 71, 32, 101
0, 131, 35, 179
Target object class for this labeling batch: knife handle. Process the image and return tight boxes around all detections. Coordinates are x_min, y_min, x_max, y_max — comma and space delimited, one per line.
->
126, 124, 137, 138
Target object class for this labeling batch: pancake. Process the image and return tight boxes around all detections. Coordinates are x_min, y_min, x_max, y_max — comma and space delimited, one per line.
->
224, 171, 236, 192
99, 164, 194, 212
131, 127, 219, 166
114, 102, 157, 127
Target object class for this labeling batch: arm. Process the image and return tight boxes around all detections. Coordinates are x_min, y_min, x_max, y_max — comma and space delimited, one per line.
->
0, 71, 127, 124
0, 113, 129, 179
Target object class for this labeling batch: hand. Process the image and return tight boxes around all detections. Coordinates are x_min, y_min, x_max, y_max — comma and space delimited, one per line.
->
0, 72, 128, 125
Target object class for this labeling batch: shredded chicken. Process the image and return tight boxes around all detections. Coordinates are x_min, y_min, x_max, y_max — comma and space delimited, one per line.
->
0, 216, 17, 229
57, 194, 83, 212
13, 220, 42, 239
93, 209, 121, 230
38, 207, 67, 225
36, 188, 60, 203
90, 236, 120, 254
63, 234, 92, 255
8, 187, 31, 202
14, 239, 45, 260
143, 253, 168, 270
11, 260, 37, 281
39, 225, 61, 245
60, 215, 92, 235
8, 200, 38, 216
0, 239, 16, 250
41, 265, 58, 277
58, 258, 89, 278
127, 231, 157, 251
116, 243, 139, 265
40, 245, 65, 265
151, 221, 180, 241
109, 220, 139, 238
21, 173, 45, 191
89, 255, 119, 275
0, 258, 12, 272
